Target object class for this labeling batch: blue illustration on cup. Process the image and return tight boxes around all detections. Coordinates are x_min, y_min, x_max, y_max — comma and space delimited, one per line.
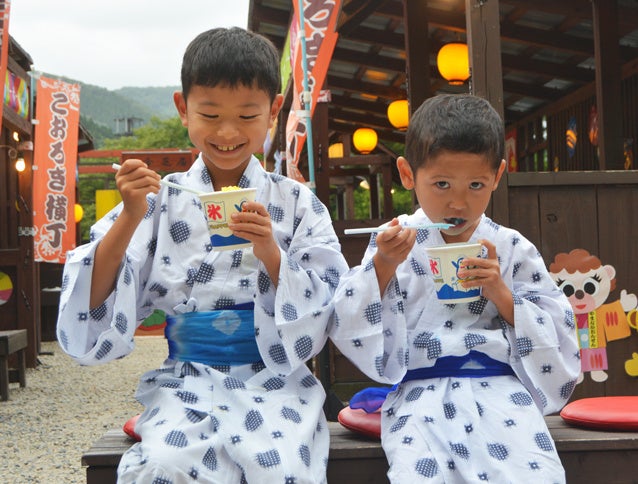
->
427, 243, 482, 303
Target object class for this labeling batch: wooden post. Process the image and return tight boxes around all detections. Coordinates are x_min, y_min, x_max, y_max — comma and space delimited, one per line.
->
313, 96, 331, 207
592, 0, 623, 170
402, 0, 430, 113
465, 0, 509, 226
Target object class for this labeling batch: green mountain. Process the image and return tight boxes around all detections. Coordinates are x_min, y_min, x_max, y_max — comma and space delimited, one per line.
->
48, 74, 180, 147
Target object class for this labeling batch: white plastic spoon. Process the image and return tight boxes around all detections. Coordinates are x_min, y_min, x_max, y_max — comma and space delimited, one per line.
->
344, 222, 454, 235
111, 163, 205, 195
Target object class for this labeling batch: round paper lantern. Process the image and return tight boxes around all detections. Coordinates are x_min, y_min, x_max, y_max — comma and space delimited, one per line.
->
74, 203, 84, 223
328, 142, 344, 158
437, 43, 470, 85
353, 128, 378, 155
387, 100, 409, 130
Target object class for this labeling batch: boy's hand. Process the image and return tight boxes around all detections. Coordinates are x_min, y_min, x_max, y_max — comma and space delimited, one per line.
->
373, 218, 417, 293
458, 239, 514, 324
228, 201, 281, 283
115, 159, 161, 221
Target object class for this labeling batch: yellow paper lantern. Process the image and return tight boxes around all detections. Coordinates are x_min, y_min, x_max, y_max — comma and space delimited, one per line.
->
387, 100, 409, 130
437, 43, 470, 85
74, 203, 84, 223
352, 128, 378, 155
328, 142, 344, 158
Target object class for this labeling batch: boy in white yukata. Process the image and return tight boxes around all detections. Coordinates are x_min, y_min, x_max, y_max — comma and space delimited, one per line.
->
331, 94, 580, 483
57, 27, 348, 484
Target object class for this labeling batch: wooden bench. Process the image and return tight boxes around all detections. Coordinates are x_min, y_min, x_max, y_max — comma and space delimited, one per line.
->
0, 329, 27, 401
82, 416, 638, 483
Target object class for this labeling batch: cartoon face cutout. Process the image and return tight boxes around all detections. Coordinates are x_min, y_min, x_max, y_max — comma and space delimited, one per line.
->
552, 265, 615, 314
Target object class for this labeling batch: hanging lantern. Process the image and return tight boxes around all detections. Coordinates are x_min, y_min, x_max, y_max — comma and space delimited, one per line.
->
328, 142, 344, 158
74, 203, 84, 223
353, 128, 378, 154
437, 43, 470, 85
387, 100, 409, 130
15, 157, 26, 172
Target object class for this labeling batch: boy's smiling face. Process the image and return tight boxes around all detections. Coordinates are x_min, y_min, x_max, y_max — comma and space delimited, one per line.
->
174, 83, 282, 187
398, 150, 506, 243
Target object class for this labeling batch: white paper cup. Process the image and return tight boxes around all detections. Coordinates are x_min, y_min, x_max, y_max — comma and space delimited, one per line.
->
199, 188, 257, 251
425, 242, 483, 303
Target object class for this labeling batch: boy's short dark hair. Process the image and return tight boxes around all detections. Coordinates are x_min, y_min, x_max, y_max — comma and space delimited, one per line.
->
404, 94, 505, 171
180, 27, 281, 102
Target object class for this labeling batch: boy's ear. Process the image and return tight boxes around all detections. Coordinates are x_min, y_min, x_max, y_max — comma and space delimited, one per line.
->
492, 159, 507, 190
173, 92, 188, 126
270, 94, 284, 125
397, 156, 415, 190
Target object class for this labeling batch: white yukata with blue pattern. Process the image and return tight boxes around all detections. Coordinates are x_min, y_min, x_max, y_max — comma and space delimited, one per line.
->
57, 155, 348, 484
331, 210, 580, 484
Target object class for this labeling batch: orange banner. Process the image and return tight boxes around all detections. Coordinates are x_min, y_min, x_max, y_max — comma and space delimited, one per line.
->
285, 0, 341, 182
0, 0, 12, 132
33, 76, 81, 262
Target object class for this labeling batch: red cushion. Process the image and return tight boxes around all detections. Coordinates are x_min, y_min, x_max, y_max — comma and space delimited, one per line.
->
560, 396, 638, 431
123, 414, 142, 441
337, 406, 381, 439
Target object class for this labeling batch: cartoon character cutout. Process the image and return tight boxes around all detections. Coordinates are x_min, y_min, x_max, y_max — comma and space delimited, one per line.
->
549, 249, 638, 383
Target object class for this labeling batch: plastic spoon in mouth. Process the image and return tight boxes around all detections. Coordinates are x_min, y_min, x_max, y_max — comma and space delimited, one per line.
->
111, 163, 205, 195
344, 222, 454, 235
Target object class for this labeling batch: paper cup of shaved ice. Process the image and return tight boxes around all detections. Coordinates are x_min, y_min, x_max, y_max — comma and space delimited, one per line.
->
425, 242, 483, 303
199, 186, 257, 251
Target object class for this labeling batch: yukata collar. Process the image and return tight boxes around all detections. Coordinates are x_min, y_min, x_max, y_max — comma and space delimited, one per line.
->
185, 154, 266, 194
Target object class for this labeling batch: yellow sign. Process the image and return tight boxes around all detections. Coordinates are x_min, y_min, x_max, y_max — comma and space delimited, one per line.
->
95, 189, 122, 220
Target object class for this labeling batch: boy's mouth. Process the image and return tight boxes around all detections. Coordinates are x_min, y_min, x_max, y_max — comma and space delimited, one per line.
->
444, 217, 465, 226
215, 144, 241, 152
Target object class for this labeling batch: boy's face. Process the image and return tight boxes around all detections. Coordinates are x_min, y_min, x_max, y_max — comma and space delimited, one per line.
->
397, 150, 506, 243
174, 83, 283, 184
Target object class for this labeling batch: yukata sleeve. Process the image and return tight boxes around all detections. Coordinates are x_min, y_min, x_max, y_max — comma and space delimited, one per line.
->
56, 205, 155, 366
330, 237, 408, 385
254, 190, 349, 375
503, 236, 580, 414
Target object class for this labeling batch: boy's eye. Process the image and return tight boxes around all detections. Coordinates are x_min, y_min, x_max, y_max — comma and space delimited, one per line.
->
200, 113, 219, 119
240, 114, 260, 120
435, 181, 449, 189
469, 182, 484, 189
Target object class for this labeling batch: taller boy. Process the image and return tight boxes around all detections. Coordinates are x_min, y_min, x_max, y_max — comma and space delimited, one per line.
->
332, 94, 580, 483
57, 28, 348, 483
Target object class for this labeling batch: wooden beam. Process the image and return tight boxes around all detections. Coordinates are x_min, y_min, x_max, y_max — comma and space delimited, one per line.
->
592, 0, 623, 170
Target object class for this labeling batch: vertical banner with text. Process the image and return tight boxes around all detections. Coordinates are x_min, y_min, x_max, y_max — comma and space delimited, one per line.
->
285, 0, 341, 182
33, 76, 81, 262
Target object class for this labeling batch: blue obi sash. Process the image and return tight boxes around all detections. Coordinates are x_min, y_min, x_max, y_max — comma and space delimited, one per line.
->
165, 303, 261, 366
350, 351, 514, 413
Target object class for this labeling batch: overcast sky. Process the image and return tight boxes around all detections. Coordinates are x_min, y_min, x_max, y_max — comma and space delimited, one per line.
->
10, 0, 250, 90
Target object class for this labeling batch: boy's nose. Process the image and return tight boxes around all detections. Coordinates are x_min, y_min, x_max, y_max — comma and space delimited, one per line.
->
217, 122, 239, 138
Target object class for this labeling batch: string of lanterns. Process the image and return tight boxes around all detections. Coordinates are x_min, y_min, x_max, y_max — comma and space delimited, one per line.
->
330, 41, 469, 156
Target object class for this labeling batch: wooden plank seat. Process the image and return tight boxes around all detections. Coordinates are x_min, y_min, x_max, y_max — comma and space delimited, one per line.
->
82, 416, 638, 483
0, 329, 27, 401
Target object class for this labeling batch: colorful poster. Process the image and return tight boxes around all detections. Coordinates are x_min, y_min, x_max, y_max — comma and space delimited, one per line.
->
0, 0, 11, 132
285, 0, 341, 183
33, 76, 81, 262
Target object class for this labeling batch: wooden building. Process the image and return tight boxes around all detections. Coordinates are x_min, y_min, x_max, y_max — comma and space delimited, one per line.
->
248, 0, 638, 403
0, 37, 38, 368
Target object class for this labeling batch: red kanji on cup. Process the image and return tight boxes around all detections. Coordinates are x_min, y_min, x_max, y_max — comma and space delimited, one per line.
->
207, 202, 223, 221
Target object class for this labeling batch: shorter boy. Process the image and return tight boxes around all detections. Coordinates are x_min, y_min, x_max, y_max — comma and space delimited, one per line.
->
331, 94, 580, 483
